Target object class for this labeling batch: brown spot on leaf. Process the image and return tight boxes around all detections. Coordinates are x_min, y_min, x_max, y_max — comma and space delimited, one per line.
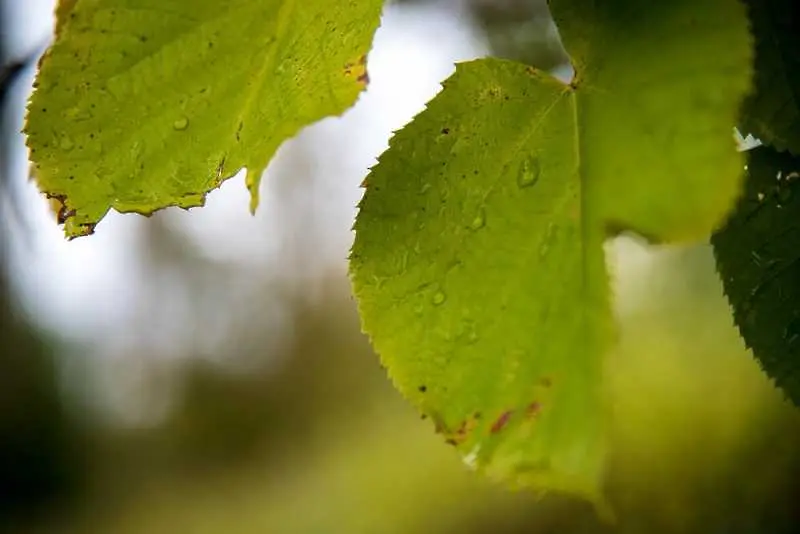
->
490, 410, 513, 434
45, 193, 74, 225
344, 54, 369, 87
57, 206, 76, 225
214, 157, 226, 184
441, 127, 450, 135
451, 414, 480, 445
526, 402, 542, 418
432, 411, 480, 446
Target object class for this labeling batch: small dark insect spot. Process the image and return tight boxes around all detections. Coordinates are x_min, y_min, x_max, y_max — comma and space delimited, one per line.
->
89, 133, 95, 139
473, 170, 478, 175
445, 438, 457, 446
418, 385, 427, 393
139, 35, 148, 42
420, 414, 428, 420
41, 108, 47, 113
208, 41, 214, 48
68, 175, 74, 180
441, 127, 450, 135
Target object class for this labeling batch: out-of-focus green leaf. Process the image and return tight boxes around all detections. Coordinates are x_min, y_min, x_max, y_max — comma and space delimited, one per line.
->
25, 0, 381, 237
739, 0, 800, 154
712, 146, 800, 405
351, 0, 752, 508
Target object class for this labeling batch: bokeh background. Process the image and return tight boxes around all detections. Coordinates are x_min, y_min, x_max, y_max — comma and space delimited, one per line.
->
1, 1, 799, 533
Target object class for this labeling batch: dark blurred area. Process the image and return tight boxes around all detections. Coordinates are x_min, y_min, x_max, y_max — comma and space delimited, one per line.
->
1, 8, 86, 528
1, 1, 800, 533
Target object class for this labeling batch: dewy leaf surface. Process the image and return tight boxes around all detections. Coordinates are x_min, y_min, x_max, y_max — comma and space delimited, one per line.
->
738, 0, 800, 154
712, 147, 800, 405
26, 0, 381, 237
351, 0, 751, 507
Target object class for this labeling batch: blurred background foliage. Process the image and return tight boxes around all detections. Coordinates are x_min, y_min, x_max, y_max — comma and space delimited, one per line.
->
1, 0, 799, 533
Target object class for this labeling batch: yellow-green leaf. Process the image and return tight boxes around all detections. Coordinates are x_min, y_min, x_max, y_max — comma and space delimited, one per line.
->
26, 0, 381, 237
351, 0, 752, 510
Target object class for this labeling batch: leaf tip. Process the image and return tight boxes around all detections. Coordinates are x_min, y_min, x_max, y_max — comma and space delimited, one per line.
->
245, 166, 265, 215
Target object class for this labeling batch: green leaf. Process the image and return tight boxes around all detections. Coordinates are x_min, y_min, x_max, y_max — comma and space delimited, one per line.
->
739, 0, 800, 154
25, 1, 381, 237
712, 146, 800, 405
350, 0, 752, 508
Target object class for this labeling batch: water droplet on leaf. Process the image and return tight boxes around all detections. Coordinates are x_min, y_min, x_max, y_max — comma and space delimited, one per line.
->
59, 137, 74, 151
470, 209, 485, 230
517, 156, 540, 188
432, 290, 446, 306
539, 223, 557, 257
466, 329, 479, 344
173, 117, 189, 131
